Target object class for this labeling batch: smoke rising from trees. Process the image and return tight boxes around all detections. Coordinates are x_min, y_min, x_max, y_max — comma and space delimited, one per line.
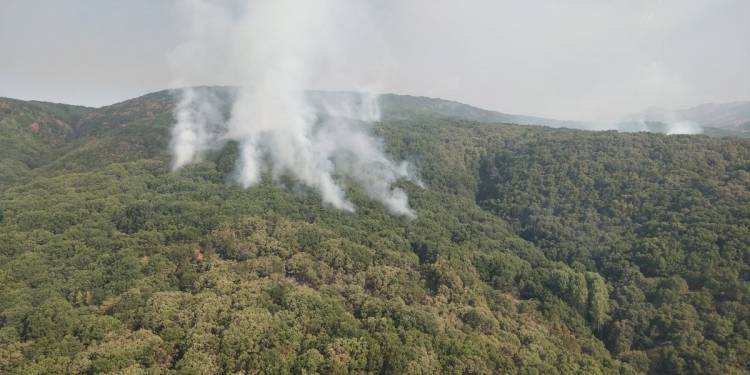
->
169, 0, 418, 217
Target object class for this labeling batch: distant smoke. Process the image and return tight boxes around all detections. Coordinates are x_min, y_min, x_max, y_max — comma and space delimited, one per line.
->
612, 107, 704, 135
665, 121, 702, 135
168, 0, 418, 217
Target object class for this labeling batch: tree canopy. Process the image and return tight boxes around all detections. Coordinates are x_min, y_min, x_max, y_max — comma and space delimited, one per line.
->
0, 91, 748, 374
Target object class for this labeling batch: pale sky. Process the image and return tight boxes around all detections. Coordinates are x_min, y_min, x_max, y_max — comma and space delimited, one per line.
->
1, 0, 748, 121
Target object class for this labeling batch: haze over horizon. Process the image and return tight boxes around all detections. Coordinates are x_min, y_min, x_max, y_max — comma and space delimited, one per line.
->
1, 0, 749, 122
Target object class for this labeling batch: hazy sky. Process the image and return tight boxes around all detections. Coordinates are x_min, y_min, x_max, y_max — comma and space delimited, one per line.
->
1, 0, 748, 121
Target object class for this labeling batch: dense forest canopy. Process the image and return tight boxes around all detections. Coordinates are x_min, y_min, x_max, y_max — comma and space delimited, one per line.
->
0, 90, 748, 374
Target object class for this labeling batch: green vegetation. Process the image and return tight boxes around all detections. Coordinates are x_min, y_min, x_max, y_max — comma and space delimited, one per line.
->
381, 119, 750, 374
0, 98, 89, 184
0, 91, 748, 374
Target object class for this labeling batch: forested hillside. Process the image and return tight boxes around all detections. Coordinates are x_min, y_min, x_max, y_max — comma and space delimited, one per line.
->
0, 98, 91, 184
0, 90, 748, 374
380, 119, 750, 374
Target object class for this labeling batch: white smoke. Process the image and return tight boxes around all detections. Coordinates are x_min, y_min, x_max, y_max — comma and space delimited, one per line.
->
168, 0, 418, 218
666, 120, 702, 135
170, 87, 230, 169
652, 108, 704, 135
611, 105, 704, 135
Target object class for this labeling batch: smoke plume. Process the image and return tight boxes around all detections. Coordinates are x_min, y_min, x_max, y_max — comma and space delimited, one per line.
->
168, 0, 418, 217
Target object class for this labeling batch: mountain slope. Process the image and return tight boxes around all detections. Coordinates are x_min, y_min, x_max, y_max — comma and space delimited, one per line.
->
1, 88, 589, 184
1, 90, 748, 374
0, 97, 91, 183
380, 117, 750, 374
376, 93, 589, 128
0, 150, 629, 373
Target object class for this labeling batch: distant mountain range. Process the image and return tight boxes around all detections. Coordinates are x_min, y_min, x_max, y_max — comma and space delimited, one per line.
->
376, 93, 750, 137
2, 87, 749, 148
311, 90, 750, 137
374, 93, 591, 128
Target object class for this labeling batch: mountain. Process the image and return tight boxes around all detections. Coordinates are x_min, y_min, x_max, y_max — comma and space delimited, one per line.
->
0, 97, 91, 183
0, 88, 593, 185
315, 91, 750, 137
376, 93, 590, 128
387, 93, 750, 137
1, 89, 749, 374
0, 91, 176, 185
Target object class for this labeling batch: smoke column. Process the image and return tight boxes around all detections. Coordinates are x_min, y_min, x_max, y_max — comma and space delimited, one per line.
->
169, 0, 418, 218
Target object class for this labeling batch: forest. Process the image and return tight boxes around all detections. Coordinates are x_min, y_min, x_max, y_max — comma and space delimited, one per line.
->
0, 91, 748, 374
